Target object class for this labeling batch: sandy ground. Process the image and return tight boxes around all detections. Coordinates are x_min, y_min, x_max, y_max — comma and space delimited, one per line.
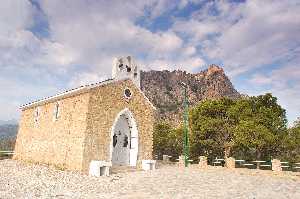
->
0, 159, 300, 199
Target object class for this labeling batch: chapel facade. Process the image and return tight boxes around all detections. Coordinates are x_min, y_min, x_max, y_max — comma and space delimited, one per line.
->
13, 56, 156, 173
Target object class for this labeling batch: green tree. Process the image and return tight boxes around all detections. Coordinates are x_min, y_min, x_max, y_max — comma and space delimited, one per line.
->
293, 117, 300, 128
189, 98, 236, 161
155, 93, 290, 162
168, 126, 184, 158
153, 122, 173, 158
231, 93, 287, 160
233, 120, 276, 160
281, 119, 300, 162
153, 122, 183, 159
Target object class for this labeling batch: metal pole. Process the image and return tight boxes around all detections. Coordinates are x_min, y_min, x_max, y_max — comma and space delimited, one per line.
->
183, 85, 189, 167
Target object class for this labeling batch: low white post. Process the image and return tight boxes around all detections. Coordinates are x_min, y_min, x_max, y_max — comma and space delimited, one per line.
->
142, 160, 156, 171
271, 159, 282, 172
89, 160, 112, 177
198, 156, 208, 169
163, 155, 170, 162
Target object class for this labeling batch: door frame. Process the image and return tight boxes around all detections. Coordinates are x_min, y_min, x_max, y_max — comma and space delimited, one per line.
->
109, 108, 139, 166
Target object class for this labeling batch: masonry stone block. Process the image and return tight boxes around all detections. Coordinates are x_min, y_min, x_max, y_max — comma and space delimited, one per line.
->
225, 157, 235, 169
89, 160, 112, 177
163, 155, 170, 163
198, 156, 208, 169
178, 155, 185, 168
142, 160, 156, 171
272, 159, 282, 172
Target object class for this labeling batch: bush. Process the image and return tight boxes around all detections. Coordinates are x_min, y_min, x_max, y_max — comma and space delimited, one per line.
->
153, 121, 183, 159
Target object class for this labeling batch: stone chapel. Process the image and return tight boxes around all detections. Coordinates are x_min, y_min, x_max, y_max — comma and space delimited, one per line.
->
13, 56, 156, 173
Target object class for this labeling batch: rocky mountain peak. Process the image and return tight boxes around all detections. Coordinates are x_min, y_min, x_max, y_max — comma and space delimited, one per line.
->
140, 65, 240, 126
207, 64, 224, 73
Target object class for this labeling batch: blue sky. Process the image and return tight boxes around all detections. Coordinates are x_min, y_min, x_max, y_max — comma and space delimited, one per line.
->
0, 0, 299, 125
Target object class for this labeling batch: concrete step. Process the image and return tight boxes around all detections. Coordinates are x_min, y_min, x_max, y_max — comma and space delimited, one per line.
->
111, 165, 138, 174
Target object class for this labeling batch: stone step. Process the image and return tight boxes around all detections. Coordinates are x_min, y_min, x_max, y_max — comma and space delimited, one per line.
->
111, 165, 138, 174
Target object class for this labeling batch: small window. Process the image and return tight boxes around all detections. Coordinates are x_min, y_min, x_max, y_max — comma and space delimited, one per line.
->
34, 107, 40, 123
124, 88, 132, 99
53, 102, 60, 120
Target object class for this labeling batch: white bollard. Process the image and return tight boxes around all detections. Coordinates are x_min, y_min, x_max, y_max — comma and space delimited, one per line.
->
89, 160, 112, 177
198, 156, 208, 169
142, 160, 156, 171
271, 159, 282, 172
163, 155, 170, 162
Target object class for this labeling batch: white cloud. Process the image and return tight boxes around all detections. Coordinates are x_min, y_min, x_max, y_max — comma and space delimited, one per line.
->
0, 0, 77, 120
147, 56, 205, 71
0, 0, 299, 124
249, 74, 272, 85
0, 0, 34, 33
0, 73, 60, 120
37, 0, 205, 79
211, 1, 299, 76
249, 57, 300, 124
0, 0, 77, 73
172, 0, 300, 76
173, 19, 220, 42
69, 73, 109, 88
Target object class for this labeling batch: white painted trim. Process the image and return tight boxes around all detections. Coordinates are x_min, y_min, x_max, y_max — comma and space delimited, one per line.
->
20, 79, 114, 110
20, 78, 156, 110
109, 108, 139, 166
21, 86, 89, 109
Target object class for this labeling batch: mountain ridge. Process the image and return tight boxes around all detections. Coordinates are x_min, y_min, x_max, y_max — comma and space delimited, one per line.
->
0, 124, 18, 138
141, 64, 240, 125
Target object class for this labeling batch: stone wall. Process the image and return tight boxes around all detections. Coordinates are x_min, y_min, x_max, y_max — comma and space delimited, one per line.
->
82, 80, 155, 172
14, 79, 155, 173
13, 92, 90, 171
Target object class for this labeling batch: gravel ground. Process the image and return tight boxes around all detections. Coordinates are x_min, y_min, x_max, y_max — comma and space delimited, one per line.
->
0, 159, 300, 199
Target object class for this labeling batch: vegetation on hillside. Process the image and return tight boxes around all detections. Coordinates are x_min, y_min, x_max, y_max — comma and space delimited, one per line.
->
153, 93, 300, 163
0, 124, 18, 151
0, 137, 16, 151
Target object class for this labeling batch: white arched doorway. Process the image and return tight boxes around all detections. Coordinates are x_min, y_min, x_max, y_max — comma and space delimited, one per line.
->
110, 108, 138, 166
